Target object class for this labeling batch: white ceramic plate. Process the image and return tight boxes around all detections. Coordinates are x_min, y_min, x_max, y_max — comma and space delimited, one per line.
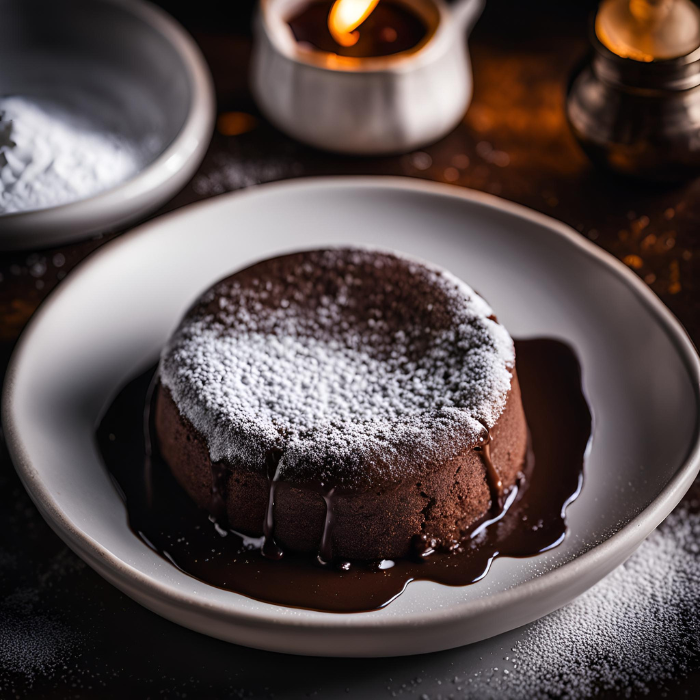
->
0, 0, 214, 250
3, 178, 699, 657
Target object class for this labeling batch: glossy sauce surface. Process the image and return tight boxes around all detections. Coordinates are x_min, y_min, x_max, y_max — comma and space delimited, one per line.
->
97, 338, 592, 613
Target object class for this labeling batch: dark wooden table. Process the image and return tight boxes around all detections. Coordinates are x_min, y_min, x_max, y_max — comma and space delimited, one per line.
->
0, 1, 697, 696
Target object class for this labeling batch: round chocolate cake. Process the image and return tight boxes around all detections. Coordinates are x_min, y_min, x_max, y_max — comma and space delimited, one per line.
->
155, 248, 528, 562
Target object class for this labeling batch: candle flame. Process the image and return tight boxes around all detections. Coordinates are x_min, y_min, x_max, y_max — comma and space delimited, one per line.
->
328, 0, 381, 47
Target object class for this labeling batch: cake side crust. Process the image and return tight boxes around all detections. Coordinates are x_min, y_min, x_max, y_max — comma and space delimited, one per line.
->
155, 373, 528, 561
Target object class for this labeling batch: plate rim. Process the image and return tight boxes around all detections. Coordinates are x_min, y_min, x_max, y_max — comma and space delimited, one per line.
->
3, 175, 700, 635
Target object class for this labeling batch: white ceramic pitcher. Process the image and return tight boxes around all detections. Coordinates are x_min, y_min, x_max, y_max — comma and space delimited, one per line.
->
251, 0, 484, 154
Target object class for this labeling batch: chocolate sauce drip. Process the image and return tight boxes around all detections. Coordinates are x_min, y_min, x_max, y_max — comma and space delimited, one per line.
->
476, 428, 505, 512
316, 485, 336, 565
209, 462, 230, 526
262, 449, 284, 560
97, 338, 592, 613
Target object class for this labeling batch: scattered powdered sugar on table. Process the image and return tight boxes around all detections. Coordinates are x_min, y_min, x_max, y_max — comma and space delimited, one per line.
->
0, 549, 84, 690
0, 611, 77, 681
0, 95, 142, 214
161, 248, 514, 487
448, 491, 700, 699
192, 146, 304, 196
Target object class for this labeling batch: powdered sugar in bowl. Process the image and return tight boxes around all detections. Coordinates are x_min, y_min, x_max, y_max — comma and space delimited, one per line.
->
0, 0, 214, 250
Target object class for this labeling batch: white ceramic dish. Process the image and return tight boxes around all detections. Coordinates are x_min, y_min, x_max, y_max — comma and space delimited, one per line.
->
251, 0, 483, 154
3, 177, 699, 657
0, 0, 214, 250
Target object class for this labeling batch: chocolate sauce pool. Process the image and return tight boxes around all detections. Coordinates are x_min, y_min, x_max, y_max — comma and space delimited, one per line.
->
97, 339, 591, 613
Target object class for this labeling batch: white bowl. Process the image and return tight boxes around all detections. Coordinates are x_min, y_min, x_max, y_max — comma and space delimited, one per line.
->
0, 0, 214, 250
3, 177, 699, 656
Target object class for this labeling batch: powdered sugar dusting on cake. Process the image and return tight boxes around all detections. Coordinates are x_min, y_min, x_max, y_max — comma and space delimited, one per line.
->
160, 248, 514, 488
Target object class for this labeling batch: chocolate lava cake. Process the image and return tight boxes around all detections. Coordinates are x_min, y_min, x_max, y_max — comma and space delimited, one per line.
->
155, 248, 528, 562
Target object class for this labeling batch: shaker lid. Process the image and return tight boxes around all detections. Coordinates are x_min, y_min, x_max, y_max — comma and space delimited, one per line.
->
591, 0, 700, 91
595, 0, 700, 63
